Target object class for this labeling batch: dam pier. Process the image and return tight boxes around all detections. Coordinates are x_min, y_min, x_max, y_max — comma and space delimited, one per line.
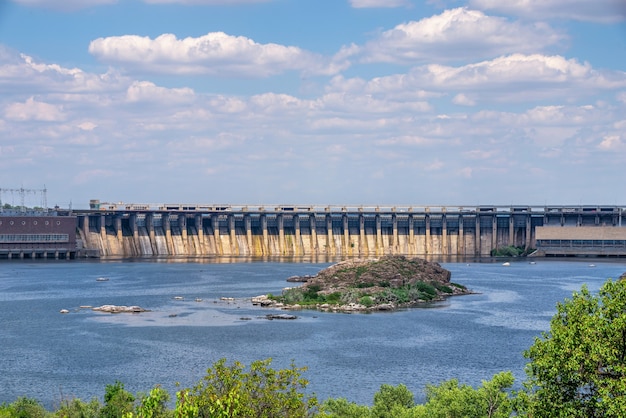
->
72, 202, 626, 258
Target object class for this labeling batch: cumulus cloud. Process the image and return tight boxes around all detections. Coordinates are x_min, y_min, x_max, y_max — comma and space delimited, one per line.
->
4, 97, 65, 122
126, 81, 195, 103
360, 8, 565, 64
89, 32, 344, 77
0, 47, 127, 95
470, 0, 626, 23
598, 135, 623, 150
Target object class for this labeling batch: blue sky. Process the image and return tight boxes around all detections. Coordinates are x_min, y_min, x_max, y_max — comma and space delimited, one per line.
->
1, 0, 625, 209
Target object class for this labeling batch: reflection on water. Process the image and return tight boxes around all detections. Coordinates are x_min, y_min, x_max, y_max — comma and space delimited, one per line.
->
0, 258, 625, 409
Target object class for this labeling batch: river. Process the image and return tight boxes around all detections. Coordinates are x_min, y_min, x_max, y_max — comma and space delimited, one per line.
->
1, 257, 624, 409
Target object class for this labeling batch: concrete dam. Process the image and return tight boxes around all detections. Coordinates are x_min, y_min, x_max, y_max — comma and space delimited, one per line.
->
75, 203, 626, 258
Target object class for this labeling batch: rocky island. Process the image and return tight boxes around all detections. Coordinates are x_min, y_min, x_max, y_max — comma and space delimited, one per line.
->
252, 255, 472, 313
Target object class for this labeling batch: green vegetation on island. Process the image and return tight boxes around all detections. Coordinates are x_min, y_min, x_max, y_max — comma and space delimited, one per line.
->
254, 255, 472, 312
3, 276, 626, 417
490, 245, 535, 257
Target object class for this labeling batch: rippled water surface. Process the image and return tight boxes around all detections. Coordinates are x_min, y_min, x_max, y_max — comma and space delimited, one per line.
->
1, 258, 625, 408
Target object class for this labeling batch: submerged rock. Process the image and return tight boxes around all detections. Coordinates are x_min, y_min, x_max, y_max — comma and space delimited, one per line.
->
92, 305, 150, 313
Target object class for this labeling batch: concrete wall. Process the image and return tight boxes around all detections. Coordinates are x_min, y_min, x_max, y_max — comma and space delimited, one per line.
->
76, 211, 537, 258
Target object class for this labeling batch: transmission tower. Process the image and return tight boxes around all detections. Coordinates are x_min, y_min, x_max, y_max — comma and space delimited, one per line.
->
0, 186, 48, 213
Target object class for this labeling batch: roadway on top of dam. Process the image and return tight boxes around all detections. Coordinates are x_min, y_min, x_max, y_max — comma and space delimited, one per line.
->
77, 203, 626, 216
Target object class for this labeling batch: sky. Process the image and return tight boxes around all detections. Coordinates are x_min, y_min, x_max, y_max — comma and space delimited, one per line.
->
0, 0, 626, 209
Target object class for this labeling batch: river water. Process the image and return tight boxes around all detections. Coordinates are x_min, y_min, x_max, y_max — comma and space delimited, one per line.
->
1, 257, 625, 409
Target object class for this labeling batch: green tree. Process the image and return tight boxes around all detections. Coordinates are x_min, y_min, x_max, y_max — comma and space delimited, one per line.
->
0, 397, 49, 418
318, 397, 372, 418
522, 279, 626, 417
100, 381, 135, 418
371, 384, 414, 418
54, 398, 101, 418
410, 372, 514, 418
133, 386, 172, 418
177, 358, 317, 417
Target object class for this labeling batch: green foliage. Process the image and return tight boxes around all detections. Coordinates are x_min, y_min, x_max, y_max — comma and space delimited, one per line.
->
491, 245, 534, 257
326, 292, 341, 303
412, 372, 514, 418
318, 397, 371, 418
100, 381, 135, 418
0, 397, 49, 418
522, 279, 626, 417
177, 358, 317, 417
359, 296, 374, 307
371, 384, 414, 418
134, 386, 172, 418
54, 397, 101, 418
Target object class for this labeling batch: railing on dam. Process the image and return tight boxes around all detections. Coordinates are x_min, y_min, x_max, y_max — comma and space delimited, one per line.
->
73, 203, 626, 258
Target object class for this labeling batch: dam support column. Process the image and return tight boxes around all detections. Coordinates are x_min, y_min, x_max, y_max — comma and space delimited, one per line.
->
408, 214, 415, 255
261, 214, 268, 255
164, 213, 174, 255
392, 212, 398, 255
146, 213, 156, 255
509, 215, 514, 247
195, 214, 205, 254
343, 213, 350, 256
100, 214, 107, 255
178, 214, 188, 254
491, 214, 497, 254
359, 213, 366, 255
130, 213, 138, 256
82, 215, 90, 249
294, 215, 301, 256
475, 215, 481, 257
114, 216, 122, 252
425, 213, 431, 256
325, 213, 335, 255
525, 215, 532, 250
458, 215, 464, 256
211, 214, 222, 256
375, 214, 382, 256
228, 214, 238, 255
442, 213, 448, 256
244, 214, 253, 255
310, 214, 317, 254
277, 214, 285, 255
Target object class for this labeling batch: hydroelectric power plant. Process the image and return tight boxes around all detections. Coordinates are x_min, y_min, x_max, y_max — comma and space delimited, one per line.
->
69, 201, 626, 259
2, 196, 626, 259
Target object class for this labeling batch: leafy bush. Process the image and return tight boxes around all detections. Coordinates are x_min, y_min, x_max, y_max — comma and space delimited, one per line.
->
359, 296, 374, 307
178, 358, 317, 417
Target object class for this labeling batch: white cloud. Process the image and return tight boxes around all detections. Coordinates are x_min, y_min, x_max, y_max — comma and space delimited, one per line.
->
360, 8, 565, 64
417, 54, 626, 102
88, 32, 341, 77
598, 135, 623, 150
126, 81, 195, 103
4, 97, 65, 122
0, 48, 127, 95
470, 0, 626, 23
349, 0, 411, 8
452, 93, 475, 106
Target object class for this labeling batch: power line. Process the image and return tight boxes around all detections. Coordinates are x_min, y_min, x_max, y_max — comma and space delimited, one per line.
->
0, 186, 48, 213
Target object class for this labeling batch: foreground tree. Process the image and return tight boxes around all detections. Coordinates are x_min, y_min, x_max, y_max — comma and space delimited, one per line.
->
319, 373, 514, 418
522, 279, 626, 417
177, 358, 317, 417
